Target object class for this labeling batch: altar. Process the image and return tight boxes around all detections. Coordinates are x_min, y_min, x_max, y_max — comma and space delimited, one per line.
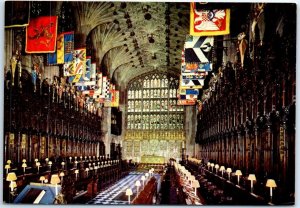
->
141, 155, 165, 164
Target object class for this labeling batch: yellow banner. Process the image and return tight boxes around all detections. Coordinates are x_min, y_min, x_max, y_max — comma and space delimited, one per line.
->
57, 33, 64, 64
111, 90, 119, 107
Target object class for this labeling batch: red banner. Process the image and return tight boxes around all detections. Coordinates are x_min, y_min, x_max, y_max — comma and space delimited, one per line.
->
190, 3, 230, 36
177, 99, 196, 105
26, 16, 58, 53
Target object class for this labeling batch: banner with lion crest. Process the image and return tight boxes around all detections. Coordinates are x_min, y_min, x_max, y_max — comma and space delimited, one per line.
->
190, 3, 230, 36
25, 16, 58, 53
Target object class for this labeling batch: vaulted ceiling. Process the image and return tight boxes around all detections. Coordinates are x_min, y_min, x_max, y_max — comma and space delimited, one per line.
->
14, 1, 251, 90
11, 1, 256, 91
66, 2, 190, 88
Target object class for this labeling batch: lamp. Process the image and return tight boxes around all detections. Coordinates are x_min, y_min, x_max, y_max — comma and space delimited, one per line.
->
210, 163, 215, 172
36, 162, 41, 172
5, 164, 10, 174
135, 180, 141, 194
182, 169, 187, 178
248, 174, 256, 192
75, 169, 79, 180
69, 157, 72, 163
34, 158, 38, 163
7, 160, 12, 165
266, 179, 277, 201
44, 179, 48, 183
22, 163, 27, 174
126, 188, 133, 204
6, 172, 17, 192
189, 175, 195, 185
61, 161, 65, 169
75, 161, 78, 168
186, 171, 191, 181
192, 180, 200, 195
220, 166, 225, 177
7, 172, 17, 181
215, 164, 219, 173
50, 174, 61, 196
40, 176, 45, 184
48, 161, 52, 170
45, 158, 49, 163
207, 162, 210, 170
85, 168, 89, 177
226, 168, 232, 180
235, 170, 242, 185
141, 175, 146, 187
9, 181, 17, 192
22, 159, 26, 163
59, 172, 65, 184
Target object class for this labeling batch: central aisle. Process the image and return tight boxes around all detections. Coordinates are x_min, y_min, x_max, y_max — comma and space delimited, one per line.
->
87, 172, 161, 205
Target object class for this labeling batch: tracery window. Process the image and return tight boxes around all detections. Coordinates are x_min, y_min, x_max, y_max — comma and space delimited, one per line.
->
126, 72, 184, 130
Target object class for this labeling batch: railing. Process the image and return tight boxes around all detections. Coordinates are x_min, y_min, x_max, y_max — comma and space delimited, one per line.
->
183, 160, 272, 205
3, 159, 129, 204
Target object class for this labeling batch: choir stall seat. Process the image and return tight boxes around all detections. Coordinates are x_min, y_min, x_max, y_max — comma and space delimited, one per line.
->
132, 177, 157, 204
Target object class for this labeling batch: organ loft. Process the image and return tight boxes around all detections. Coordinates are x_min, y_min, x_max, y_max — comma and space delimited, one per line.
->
3, 1, 296, 206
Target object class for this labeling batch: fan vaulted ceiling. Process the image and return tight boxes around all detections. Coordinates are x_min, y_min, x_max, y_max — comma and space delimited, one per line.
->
68, 2, 190, 87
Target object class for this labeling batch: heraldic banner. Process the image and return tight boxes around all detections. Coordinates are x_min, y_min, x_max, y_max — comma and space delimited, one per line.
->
190, 2, 230, 36
26, 16, 58, 53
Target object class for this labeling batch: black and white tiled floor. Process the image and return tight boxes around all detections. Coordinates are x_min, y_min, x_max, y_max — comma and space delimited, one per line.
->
87, 172, 159, 205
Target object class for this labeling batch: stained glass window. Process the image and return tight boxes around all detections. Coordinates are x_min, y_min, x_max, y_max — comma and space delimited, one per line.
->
126, 72, 184, 130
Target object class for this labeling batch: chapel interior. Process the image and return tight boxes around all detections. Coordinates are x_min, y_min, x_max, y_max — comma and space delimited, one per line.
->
3, 1, 296, 206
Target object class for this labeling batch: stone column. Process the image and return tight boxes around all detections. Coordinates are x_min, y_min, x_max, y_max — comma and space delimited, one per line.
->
102, 107, 112, 157
5, 29, 14, 73
185, 106, 197, 157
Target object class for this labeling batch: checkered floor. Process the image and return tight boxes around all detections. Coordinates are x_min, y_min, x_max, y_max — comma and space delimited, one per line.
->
87, 172, 159, 205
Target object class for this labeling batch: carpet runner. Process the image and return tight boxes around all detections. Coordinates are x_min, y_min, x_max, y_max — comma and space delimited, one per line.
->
87, 172, 160, 205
